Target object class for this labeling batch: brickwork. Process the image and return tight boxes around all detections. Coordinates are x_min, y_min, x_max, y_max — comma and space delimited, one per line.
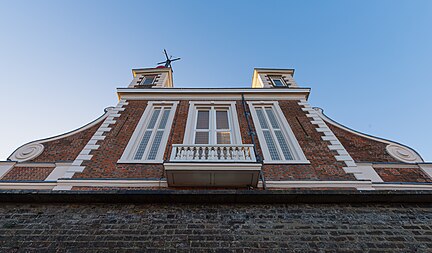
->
30, 122, 102, 163
327, 123, 399, 163
260, 100, 355, 181
165, 100, 189, 161
0, 203, 431, 252
236, 100, 261, 150
375, 167, 432, 183
74, 100, 152, 179
1, 166, 54, 181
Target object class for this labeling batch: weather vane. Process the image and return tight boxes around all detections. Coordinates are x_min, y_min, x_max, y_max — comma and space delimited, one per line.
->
157, 49, 181, 70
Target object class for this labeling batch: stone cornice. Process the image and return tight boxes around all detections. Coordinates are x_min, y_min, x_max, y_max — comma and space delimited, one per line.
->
116, 88, 311, 100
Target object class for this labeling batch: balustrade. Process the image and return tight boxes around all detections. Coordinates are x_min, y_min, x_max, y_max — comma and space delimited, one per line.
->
170, 144, 256, 162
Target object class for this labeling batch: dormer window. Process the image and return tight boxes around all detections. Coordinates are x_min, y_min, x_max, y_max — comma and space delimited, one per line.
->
269, 75, 287, 87
140, 75, 156, 86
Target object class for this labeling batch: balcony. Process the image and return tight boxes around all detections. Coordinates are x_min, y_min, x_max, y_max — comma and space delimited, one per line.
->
170, 144, 256, 162
164, 144, 261, 187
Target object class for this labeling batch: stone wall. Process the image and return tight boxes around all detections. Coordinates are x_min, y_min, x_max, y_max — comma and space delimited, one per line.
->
0, 203, 431, 252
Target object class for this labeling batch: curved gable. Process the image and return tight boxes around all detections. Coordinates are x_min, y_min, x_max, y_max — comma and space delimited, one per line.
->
314, 108, 424, 164
8, 109, 110, 163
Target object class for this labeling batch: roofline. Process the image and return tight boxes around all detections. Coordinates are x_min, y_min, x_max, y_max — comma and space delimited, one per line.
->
315, 107, 425, 163
254, 68, 295, 76
131, 67, 172, 78
116, 87, 310, 93
116, 87, 311, 100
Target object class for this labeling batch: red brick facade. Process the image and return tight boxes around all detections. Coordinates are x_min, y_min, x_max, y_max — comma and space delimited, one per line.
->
327, 123, 399, 163
30, 122, 102, 163
3, 89, 429, 187
165, 100, 189, 161
1, 166, 54, 181
261, 101, 355, 181
74, 100, 150, 179
374, 167, 432, 183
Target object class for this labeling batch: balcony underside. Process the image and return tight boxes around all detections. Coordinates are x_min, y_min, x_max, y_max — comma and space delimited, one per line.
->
164, 163, 261, 187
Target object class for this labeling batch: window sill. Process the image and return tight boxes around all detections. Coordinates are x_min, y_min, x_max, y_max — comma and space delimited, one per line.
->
262, 160, 311, 165
117, 159, 164, 164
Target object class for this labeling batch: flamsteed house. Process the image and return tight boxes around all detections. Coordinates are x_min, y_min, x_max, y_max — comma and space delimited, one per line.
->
1, 66, 431, 191
1, 66, 432, 252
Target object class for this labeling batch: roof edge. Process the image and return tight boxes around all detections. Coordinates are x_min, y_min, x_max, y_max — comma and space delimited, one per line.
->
314, 107, 425, 163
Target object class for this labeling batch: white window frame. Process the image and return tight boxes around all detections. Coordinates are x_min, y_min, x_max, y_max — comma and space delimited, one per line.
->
140, 75, 156, 85
269, 75, 287, 87
248, 101, 309, 164
183, 101, 242, 145
118, 101, 179, 163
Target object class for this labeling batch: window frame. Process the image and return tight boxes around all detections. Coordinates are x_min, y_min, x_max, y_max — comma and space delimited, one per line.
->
248, 101, 309, 164
184, 101, 242, 145
139, 75, 157, 86
118, 101, 179, 164
268, 75, 288, 87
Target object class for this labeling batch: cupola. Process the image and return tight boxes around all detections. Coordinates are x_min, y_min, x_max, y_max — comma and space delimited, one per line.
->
128, 67, 173, 88
252, 68, 298, 88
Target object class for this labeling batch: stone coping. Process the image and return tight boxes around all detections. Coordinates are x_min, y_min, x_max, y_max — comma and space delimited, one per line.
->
0, 190, 432, 204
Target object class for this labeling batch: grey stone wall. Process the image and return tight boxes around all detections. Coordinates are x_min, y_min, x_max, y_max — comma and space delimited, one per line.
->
0, 203, 431, 252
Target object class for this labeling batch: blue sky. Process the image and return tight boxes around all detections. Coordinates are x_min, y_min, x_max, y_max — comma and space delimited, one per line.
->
0, 0, 431, 161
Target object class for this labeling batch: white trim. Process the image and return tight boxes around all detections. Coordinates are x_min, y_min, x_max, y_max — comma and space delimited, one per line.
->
61, 100, 128, 179
14, 163, 55, 168
419, 164, 432, 180
0, 162, 16, 180
372, 183, 432, 191
259, 180, 374, 190
118, 88, 309, 94
118, 101, 179, 164
0, 182, 56, 190
0, 179, 431, 191
299, 100, 364, 180
248, 101, 309, 164
55, 179, 168, 190
164, 163, 261, 187
45, 163, 73, 181
164, 163, 262, 171
259, 180, 432, 191
120, 94, 309, 101
344, 165, 383, 183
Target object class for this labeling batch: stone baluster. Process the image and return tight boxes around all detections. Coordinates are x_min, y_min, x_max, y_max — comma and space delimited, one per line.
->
245, 147, 251, 160
201, 147, 206, 160
194, 146, 200, 160
226, 147, 232, 160
175, 147, 181, 160
220, 147, 226, 160
233, 147, 239, 160
180, 147, 186, 160
210, 147, 216, 160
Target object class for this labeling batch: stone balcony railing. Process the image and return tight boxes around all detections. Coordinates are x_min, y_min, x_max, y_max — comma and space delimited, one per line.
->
170, 144, 256, 162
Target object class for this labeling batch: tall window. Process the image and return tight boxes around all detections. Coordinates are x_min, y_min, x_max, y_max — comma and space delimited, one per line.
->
248, 101, 308, 164
119, 101, 178, 163
184, 102, 242, 145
